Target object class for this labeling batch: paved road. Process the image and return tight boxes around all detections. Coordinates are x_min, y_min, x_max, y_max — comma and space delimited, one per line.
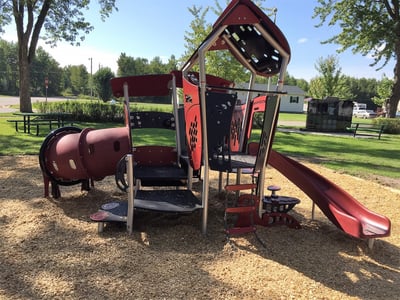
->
0, 96, 71, 113
2, 99, 354, 138
0, 97, 306, 125
277, 120, 305, 127
0, 96, 310, 129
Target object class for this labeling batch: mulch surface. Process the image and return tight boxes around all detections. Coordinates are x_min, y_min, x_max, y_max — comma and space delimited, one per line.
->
0, 155, 399, 299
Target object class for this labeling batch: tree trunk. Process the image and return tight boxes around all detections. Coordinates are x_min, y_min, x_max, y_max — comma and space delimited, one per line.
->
19, 54, 32, 113
389, 36, 400, 118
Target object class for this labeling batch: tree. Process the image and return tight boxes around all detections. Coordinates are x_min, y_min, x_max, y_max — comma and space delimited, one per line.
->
308, 77, 325, 99
373, 75, 393, 109
67, 65, 89, 96
284, 73, 309, 93
182, 5, 211, 63
93, 67, 114, 102
313, 0, 400, 118
165, 55, 179, 72
0, 39, 18, 95
117, 53, 150, 76
60, 66, 72, 96
149, 56, 165, 74
346, 77, 378, 102
117, 53, 136, 76
0, 0, 117, 112
296, 78, 310, 94
117, 53, 178, 77
308, 55, 352, 99
30, 47, 63, 97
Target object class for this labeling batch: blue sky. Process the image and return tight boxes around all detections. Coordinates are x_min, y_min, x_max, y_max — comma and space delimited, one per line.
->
2, 0, 395, 81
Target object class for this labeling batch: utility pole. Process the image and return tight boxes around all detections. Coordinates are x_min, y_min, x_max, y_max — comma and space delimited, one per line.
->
89, 57, 93, 98
45, 77, 49, 103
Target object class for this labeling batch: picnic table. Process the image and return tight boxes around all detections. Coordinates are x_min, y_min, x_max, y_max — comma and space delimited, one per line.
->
7, 112, 72, 135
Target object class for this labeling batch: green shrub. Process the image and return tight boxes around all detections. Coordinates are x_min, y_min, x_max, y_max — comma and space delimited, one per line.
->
36, 100, 124, 123
373, 117, 400, 134
35, 100, 173, 123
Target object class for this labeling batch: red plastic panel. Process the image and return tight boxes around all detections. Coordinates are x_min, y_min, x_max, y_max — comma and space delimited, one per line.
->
185, 105, 202, 171
173, 70, 233, 91
230, 104, 245, 152
245, 95, 267, 141
133, 146, 177, 166
110, 74, 173, 98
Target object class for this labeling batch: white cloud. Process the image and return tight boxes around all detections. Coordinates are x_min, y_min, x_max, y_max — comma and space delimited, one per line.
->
297, 38, 308, 44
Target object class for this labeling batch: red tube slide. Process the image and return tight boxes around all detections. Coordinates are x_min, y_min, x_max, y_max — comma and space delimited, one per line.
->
268, 150, 391, 239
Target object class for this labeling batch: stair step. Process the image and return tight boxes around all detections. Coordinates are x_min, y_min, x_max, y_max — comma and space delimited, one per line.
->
226, 226, 256, 235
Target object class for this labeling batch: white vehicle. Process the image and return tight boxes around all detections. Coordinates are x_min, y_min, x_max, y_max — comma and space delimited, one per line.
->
353, 102, 367, 111
353, 109, 377, 119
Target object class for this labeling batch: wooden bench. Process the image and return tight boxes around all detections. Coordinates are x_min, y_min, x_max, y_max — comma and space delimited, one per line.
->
346, 123, 385, 139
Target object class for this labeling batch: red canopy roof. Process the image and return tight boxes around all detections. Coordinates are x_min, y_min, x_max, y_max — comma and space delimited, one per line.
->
110, 71, 234, 98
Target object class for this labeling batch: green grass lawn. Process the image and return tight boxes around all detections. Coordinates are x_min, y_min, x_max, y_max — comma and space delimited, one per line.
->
277, 112, 307, 122
278, 112, 375, 125
1, 111, 399, 181
273, 130, 399, 180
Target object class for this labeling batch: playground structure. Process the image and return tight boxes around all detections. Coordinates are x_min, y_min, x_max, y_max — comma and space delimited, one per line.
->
38, 0, 390, 246
39, 125, 131, 198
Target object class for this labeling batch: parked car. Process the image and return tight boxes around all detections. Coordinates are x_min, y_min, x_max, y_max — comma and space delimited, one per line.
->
353, 109, 377, 119
396, 111, 400, 118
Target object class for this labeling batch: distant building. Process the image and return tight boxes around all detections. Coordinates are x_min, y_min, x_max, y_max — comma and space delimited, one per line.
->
236, 83, 306, 113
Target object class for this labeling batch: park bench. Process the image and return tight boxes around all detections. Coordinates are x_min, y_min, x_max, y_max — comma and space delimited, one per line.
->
346, 123, 385, 139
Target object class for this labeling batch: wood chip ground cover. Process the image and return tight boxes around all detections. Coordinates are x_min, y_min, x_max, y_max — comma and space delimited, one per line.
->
0, 155, 399, 299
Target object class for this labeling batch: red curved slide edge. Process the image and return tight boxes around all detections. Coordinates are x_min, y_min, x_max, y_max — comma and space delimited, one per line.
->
268, 150, 391, 239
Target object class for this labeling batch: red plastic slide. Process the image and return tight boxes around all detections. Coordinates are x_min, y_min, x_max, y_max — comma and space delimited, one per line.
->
268, 150, 391, 239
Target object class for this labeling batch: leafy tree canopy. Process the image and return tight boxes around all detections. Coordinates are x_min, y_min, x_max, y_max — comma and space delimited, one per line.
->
309, 55, 352, 99
117, 53, 178, 77
373, 75, 393, 107
313, 0, 400, 117
0, 0, 117, 112
93, 67, 114, 102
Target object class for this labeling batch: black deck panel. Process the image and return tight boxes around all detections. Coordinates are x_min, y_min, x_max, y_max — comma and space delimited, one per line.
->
134, 166, 188, 180
229, 153, 256, 169
135, 190, 201, 212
